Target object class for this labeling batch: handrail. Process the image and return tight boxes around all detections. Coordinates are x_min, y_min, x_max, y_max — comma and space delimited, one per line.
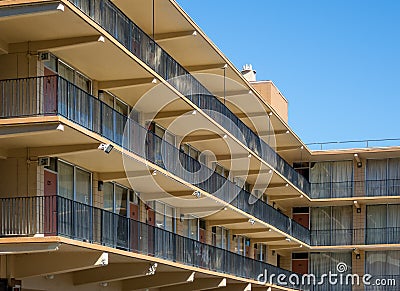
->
65, 0, 310, 195
310, 179, 400, 198
311, 227, 400, 246
307, 138, 400, 150
0, 76, 311, 244
0, 195, 306, 289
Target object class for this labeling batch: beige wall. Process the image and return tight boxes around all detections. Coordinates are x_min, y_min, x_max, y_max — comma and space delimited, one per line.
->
251, 81, 288, 123
0, 151, 37, 197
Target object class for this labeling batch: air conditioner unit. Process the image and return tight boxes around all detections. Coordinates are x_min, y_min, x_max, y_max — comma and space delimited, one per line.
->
38, 157, 50, 167
38, 52, 50, 62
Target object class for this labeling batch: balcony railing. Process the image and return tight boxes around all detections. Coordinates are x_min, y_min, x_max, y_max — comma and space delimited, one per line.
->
66, 0, 310, 196
0, 76, 310, 244
0, 195, 306, 290
310, 179, 400, 198
311, 227, 400, 246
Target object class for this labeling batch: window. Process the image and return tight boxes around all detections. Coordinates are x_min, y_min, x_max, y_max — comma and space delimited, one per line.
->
102, 182, 139, 216
254, 243, 267, 262
212, 226, 229, 250
57, 160, 91, 204
149, 200, 176, 232
310, 252, 352, 289
180, 143, 200, 161
214, 163, 229, 178
311, 206, 352, 245
366, 204, 400, 244
366, 251, 400, 285
310, 161, 353, 198
366, 158, 400, 196
183, 215, 198, 240
99, 91, 131, 116
44, 53, 92, 93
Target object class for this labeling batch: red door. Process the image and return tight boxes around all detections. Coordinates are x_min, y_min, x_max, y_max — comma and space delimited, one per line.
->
129, 203, 139, 251
292, 259, 309, 275
44, 170, 57, 236
293, 213, 309, 229
147, 208, 155, 255
199, 228, 206, 243
44, 67, 57, 114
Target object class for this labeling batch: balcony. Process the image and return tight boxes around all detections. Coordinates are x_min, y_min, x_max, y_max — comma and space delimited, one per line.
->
310, 179, 400, 199
0, 76, 310, 245
311, 227, 400, 246
0, 195, 306, 290
64, 0, 310, 196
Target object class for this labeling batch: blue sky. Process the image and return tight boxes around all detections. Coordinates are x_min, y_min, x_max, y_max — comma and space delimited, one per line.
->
177, 0, 400, 144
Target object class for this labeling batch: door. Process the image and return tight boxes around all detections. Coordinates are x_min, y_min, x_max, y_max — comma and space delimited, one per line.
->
292, 259, 309, 275
147, 207, 155, 255
293, 213, 309, 229
44, 67, 57, 114
199, 228, 206, 243
44, 169, 57, 236
129, 202, 139, 251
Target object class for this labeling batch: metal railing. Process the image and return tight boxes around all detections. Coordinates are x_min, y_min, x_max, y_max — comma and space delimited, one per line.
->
311, 227, 400, 246
65, 0, 310, 196
310, 179, 400, 198
0, 195, 306, 290
0, 76, 310, 244
307, 138, 400, 151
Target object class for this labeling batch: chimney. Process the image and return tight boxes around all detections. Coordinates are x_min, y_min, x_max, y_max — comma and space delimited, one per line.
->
241, 64, 256, 82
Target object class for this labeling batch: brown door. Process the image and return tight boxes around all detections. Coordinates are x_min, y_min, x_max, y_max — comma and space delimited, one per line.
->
44, 170, 57, 236
147, 208, 155, 255
292, 259, 309, 275
199, 228, 206, 243
293, 213, 309, 229
44, 67, 57, 114
129, 203, 139, 251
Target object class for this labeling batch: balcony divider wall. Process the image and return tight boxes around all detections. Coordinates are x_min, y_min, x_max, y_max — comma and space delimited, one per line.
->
0, 76, 310, 245
64, 0, 310, 195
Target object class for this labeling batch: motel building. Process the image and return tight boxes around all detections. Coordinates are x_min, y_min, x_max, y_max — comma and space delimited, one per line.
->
0, 0, 398, 290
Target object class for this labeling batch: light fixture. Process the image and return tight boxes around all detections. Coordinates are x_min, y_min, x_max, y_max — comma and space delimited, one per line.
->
223, 134, 228, 139
300, 146, 304, 150
285, 130, 290, 134
192, 110, 197, 115
285, 183, 289, 187
268, 112, 273, 116
98, 143, 113, 154
248, 153, 252, 158
299, 195, 304, 198
299, 244, 303, 248
152, 78, 157, 84
97, 36, 105, 43
268, 229, 272, 232
192, 31, 198, 36
248, 218, 255, 225
56, 124, 64, 131
354, 153, 362, 168
99, 282, 108, 287
98, 181, 104, 191
222, 64, 228, 69
354, 200, 361, 213
192, 190, 201, 198
268, 169, 273, 174
44, 274, 54, 280
285, 238, 291, 242
152, 170, 157, 176
56, 3, 65, 11
223, 207, 228, 211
